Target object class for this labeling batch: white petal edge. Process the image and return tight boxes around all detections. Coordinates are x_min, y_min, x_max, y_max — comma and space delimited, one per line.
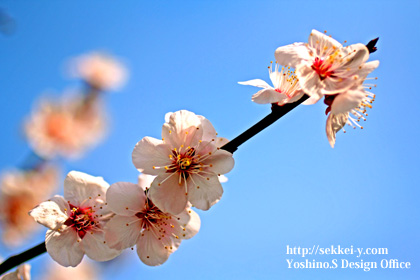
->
104, 215, 141, 250
45, 229, 84, 267
29, 196, 69, 230
63, 171, 109, 207
238, 79, 271, 89
106, 182, 146, 216
82, 231, 122, 262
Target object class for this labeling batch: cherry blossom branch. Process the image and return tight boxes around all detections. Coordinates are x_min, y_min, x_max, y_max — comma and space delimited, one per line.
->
0, 242, 46, 275
221, 94, 310, 154
0, 95, 311, 276
0, 38, 379, 275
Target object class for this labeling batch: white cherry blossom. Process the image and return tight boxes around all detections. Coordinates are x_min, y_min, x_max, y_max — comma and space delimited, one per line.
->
29, 171, 121, 267
325, 60, 379, 147
275, 29, 370, 102
132, 110, 234, 215
238, 62, 303, 105
104, 174, 200, 266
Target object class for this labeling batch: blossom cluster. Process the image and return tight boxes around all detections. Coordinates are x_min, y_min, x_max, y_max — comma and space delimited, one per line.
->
0, 52, 128, 279
30, 110, 234, 267
240, 29, 379, 147
24, 29, 379, 273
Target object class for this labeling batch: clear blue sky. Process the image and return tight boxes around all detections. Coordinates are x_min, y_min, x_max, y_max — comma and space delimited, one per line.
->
1, 1, 419, 279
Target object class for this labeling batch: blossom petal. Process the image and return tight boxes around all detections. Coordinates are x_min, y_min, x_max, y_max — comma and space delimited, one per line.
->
132, 137, 171, 175
285, 90, 305, 104
1, 264, 31, 280
82, 231, 122, 262
188, 173, 223, 211
137, 174, 156, 191
340, 43, 369, 69
174, 208, 201, 240
215, 137, 229, 148
308, 29, 342, 53
161, 110, 203, 148
252, 88, 286, 104
196, 115, 217, 142
274, 42, 310, 67
29, 196, 68, 230
149, 173, 188, 215
45, 229, 84, 267
104, 215, 141, 250
358, 60, 380, 79
302, 93, 323, 105
296, 63, 323, 96
218, 174, 228, 183
202, 149, 234, 175
136, 229, 180, 266
331, 89, 365, 114
238, 79, 271, 89
321, 75, 357, 95
63, 171, 108, 207
106, 182, 146, 216
326, 113, 348, 148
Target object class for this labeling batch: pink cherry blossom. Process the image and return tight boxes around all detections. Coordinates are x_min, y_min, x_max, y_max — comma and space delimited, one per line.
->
325, 60, 379, 147
0, 264, 30, 280
275, 29, 370, 102
43, 259, 98, 280
29, 171, 121, 267
238, 62, 303, 105
0, 165, 58, 246
24, 93, 106, 159
132, 110, 234, 215
104, 174, 200, 266
69, 52, 127, 91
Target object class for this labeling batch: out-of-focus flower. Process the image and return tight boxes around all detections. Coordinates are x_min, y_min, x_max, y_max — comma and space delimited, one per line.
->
325, 60, 379, 147
24, 93, 106, 159
43, 259, 98, 280
0, 264, 30, 280
275, 29, 370, 103
132, 110, 235, 215
104, 174, 200, 266
69, 53, 127, 91
0, 165, 59, 246
238, 62, 303, 105
29, 171, 121, 267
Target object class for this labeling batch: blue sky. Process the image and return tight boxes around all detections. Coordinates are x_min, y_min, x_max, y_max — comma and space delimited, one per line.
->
0, 1, 419, 279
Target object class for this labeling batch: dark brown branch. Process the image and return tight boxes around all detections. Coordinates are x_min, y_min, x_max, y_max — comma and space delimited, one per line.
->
221, 94, 309, 154
0, 242, 46, 276
366, 37, 379, 54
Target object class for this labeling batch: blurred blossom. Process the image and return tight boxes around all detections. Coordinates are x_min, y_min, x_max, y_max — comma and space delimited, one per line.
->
69, 52, 128, 91
0, 264, 30, 280
24, 93, 106, 159
29, 171, 121, 267
0, 165, 59, 246
43, 259, 98, 280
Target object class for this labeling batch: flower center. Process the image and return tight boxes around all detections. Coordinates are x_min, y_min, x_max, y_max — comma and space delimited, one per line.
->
136, 200, 171, 231
169, 147, 198, 174
311, 57, 334, 80
45, 113, 73, 142
64, 204, 96, 239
